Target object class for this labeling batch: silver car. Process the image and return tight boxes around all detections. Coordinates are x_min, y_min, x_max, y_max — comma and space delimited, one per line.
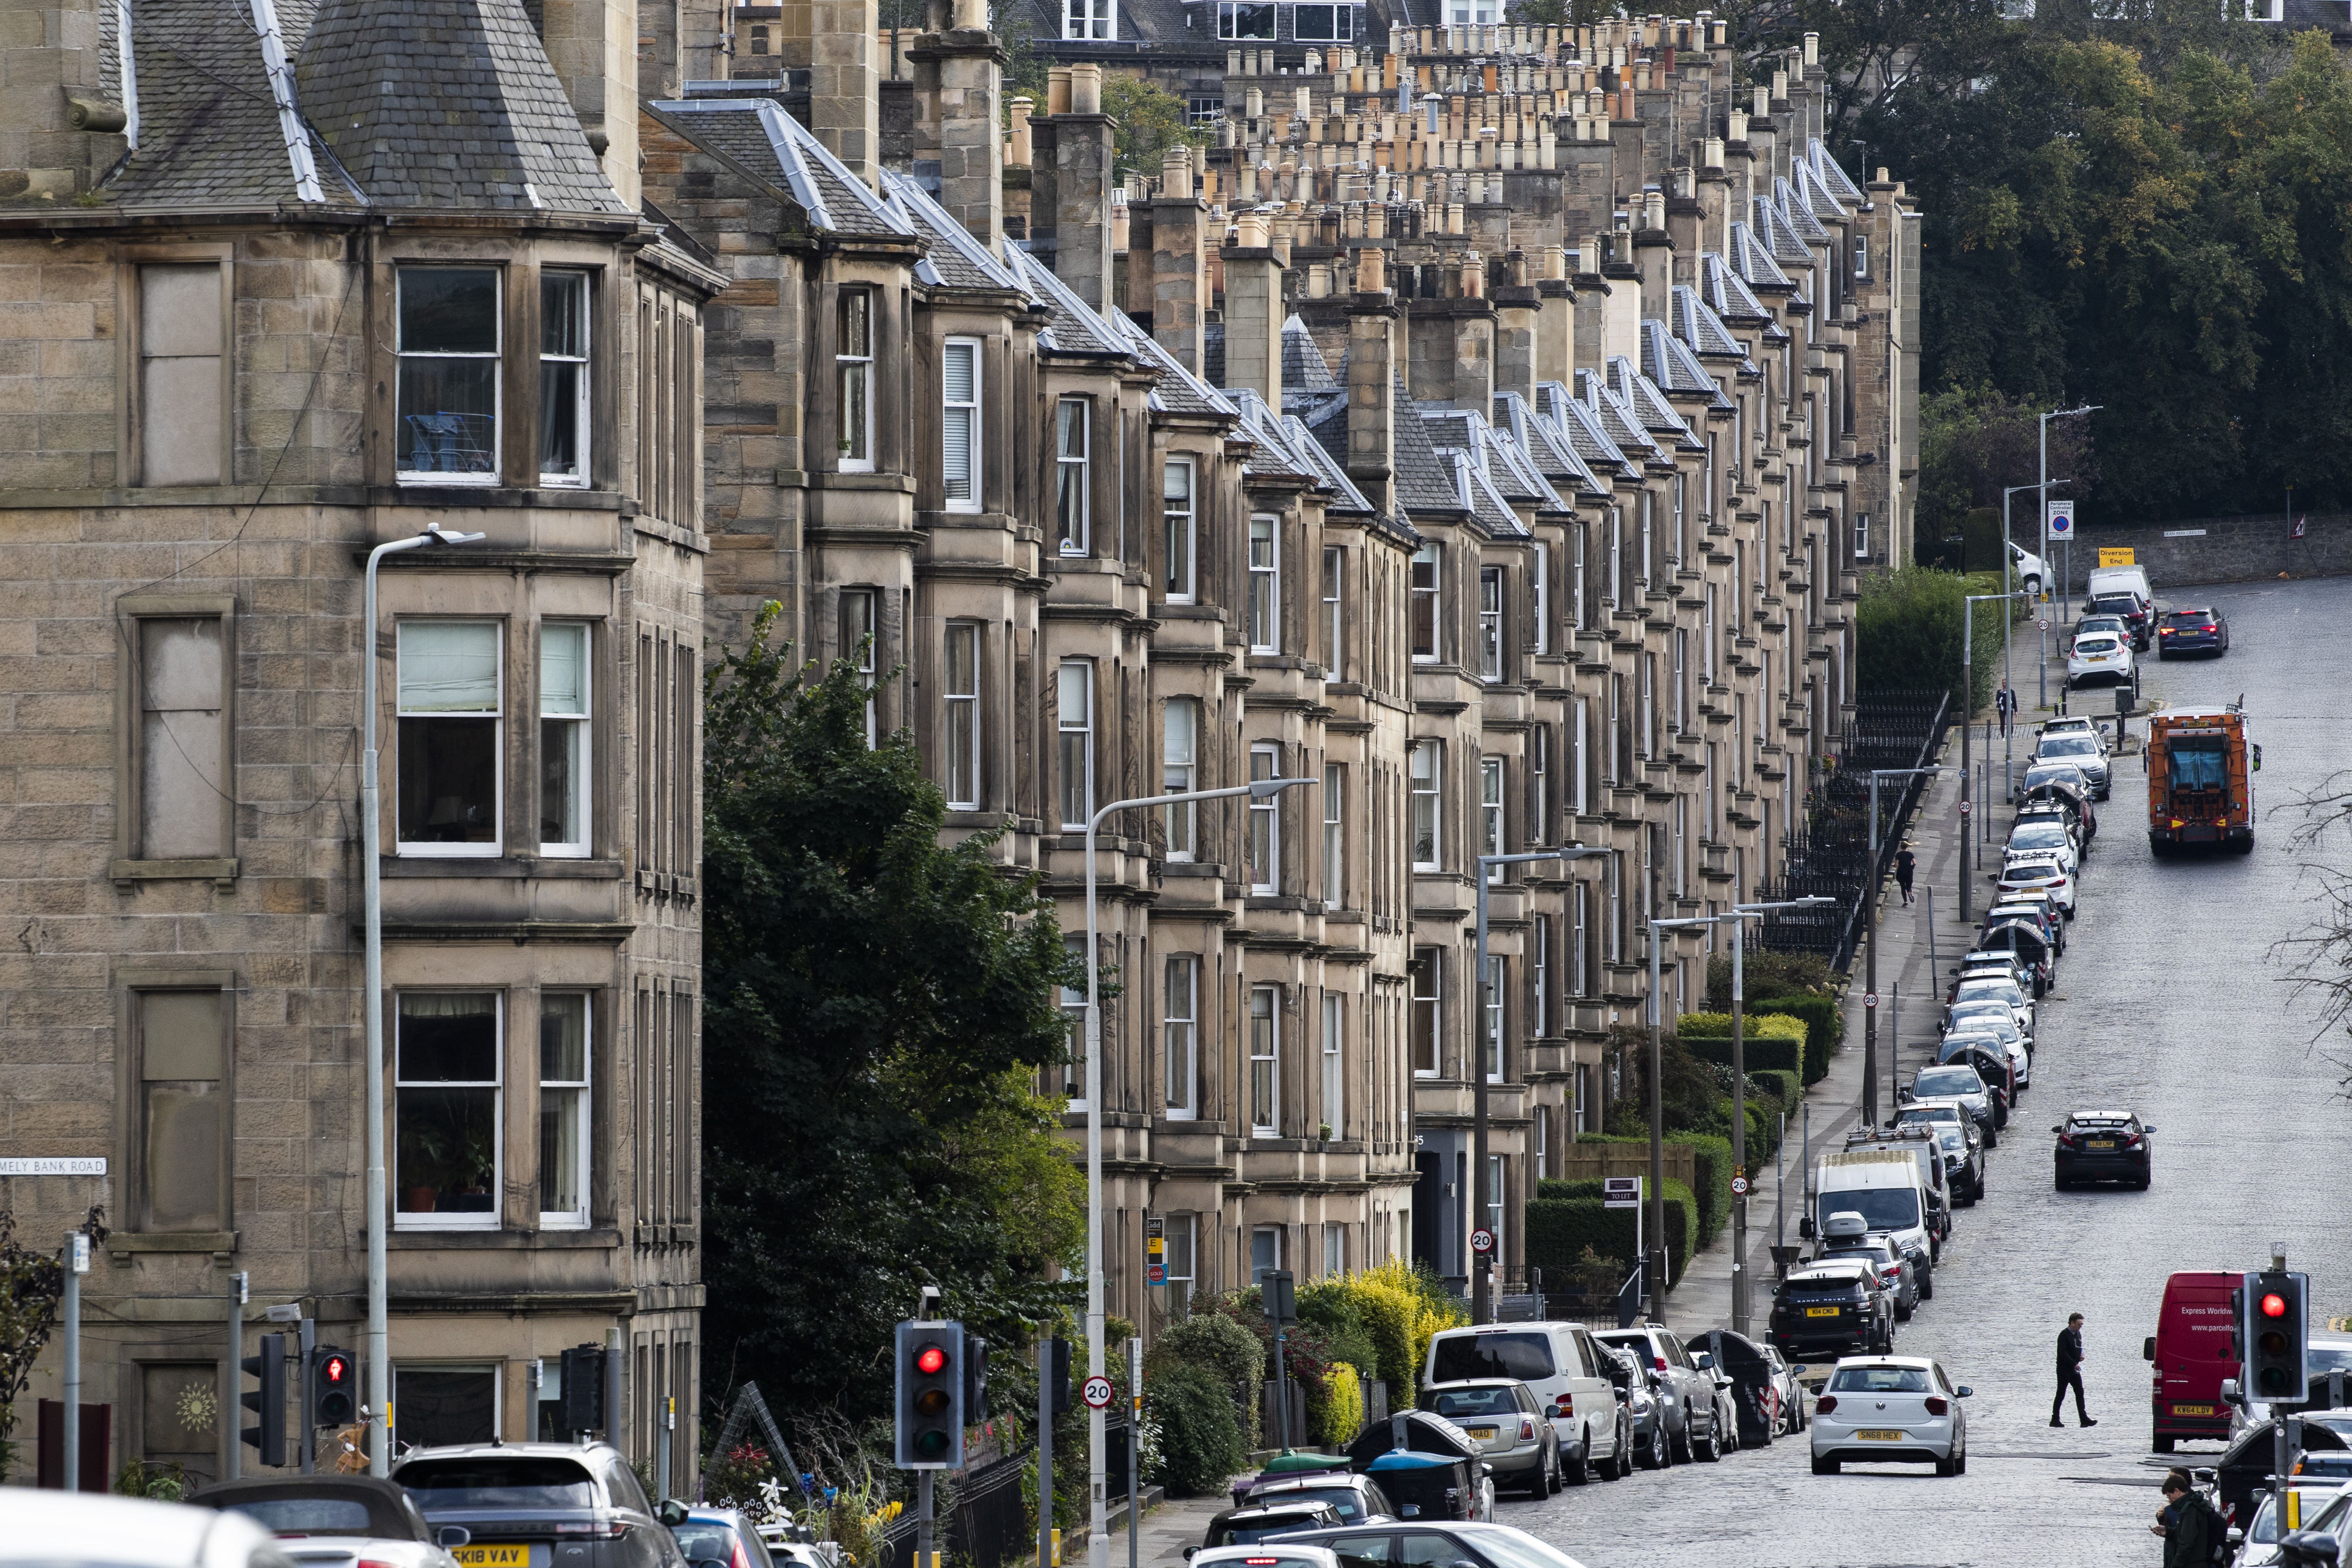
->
1908, 1062, 1995, 1144
2033, 732, 2111, 797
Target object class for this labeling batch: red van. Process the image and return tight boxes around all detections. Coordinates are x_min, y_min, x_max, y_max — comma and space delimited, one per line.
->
2145, 1271, 2239, 1450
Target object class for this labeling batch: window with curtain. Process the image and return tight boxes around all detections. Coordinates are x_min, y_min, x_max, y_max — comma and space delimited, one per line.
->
397, 267, 500, 481
539, 993, 589, 1227
1250, 985, 1279, 1134
1248, 516, 1280, 652
1058, 661, 1092, 830
942, 339, 980, 507
540, 271, 589, 486
1481, 757, 1503, 879
1249, 744, 1279, 894
1163, 460, 1195, 601
1323, 762, 1343, 911
840, 589, 877, 746
1056, 399, 1089, 553
837, 289, 874, 471
1323, 545, 1343, 677
395, 993, 501, 1228
1411, 544, 1440, 660
1163, 955, 1196, 1118
539, 623, 589, 856
1530, 723, 1548, 847
1531, 542, 1548, 655
398, 622, 501, 855
944, 624, 980, 809
1478, 566, 1504, 681
1163, 697, 1197, 859
1410, 739, 1441, 870
1321, 991, 1342, 1136
1410, 948, 1439, 1076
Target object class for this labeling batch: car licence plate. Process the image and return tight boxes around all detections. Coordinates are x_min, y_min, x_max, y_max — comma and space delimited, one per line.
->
1466, 1427, 1497, 1440
2088, 1139, 2116, 1149
454, 1549, 533, 1568
2173, 1404, 2216, 1417
1805, 1307, 1840, 1318
1856, 1429, 1904, 1442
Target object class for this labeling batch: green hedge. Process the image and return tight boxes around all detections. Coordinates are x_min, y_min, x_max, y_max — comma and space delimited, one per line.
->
1682, 1034, 1804, 1076
1749, 1068, 1802, 1112
1525, 1178, 1697, 1287
1673, 1131, 1734, 1244
1750, 995, 1842, 1084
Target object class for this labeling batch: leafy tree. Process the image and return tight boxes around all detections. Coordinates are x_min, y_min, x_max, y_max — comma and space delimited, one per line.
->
0, 1208, 102, 1482
700, 606, 1084, 1429
1099, 76, 1208, 186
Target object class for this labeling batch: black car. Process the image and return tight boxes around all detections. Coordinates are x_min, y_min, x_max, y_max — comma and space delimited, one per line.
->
2158, 606, 2229, 657
1769, 1261, 1893, 1359
187, 1475, 469, 1550
1686, 1329, 1780, 1448
1200, 1501, 1346, 1549
2053, 1109, 2155, 1189
2217, 1417, 2352, 1527
394, 1443, 688, 1568
2086, 591, 2152, 649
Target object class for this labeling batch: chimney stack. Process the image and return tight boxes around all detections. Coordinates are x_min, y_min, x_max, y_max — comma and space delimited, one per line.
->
1152, 146, 1207, 372
1347, 267, 1401, 513
1032, 63, 1115, 308
909, 0, 1002, 239
807, 0, 882, 188
1222, 211, 1284, 407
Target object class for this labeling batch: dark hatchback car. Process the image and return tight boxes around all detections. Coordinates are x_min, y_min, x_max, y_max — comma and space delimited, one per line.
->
2053, 1109, 2155, 1189
393, 1444, 688, 1568
2158, 607, 2229, 657
1685, 1329, 1780, 1448
1199, 1501, 1347, 1549
2086, 591, 2152, 649
1769, 1261, 1893, 1359
187, 1475, 470, 1561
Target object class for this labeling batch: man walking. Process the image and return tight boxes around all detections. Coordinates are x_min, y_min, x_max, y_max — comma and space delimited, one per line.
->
2152, 1472, 2218, 1567
1894, 846, 1917, 907
2053, 1311, 2096, 1427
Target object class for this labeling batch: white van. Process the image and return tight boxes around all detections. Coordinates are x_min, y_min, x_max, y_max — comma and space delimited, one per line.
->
1810, 1150, 1934, 1281
2086, 563, 2153, 605
1422, 1321, 1628, 1481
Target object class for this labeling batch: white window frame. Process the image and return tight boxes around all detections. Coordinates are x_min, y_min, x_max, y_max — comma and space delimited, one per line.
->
1249, 742, 1281, 894
944, 622, 980, 809
1060, 936, 1090, 1107
1481, 756, 1504, 880
1410, 947, 1440, 1078
1321, 989, 1343, 1134
836, 288, 875, 474
942, 337, 981, 510
1248, 514, 1281, 653
1163, 954, 1198, 1119
1533, 912, 1548, 1039
538, 621, 591, 857
538, 270, 590, 488
393, 991, 503, 1232
1853, 233, 1870, 280
1322, 1221, 1345, 1275
1163, 696, 1197, 860
1531, 542, 1549, 655
1855, 509, 1872, 560
396, 267, 501, 487
1250, 1222, 1284, 1281
1164, 1211, 1198, 1300
1530, 722, 1548, 847
1249, 984, 1280, 1135
1065, 0, 1116, 39
1323, 761, 1343, 911
1486, 1152, 1505, 1248
1535, 1100, 1549, 1181
1323, 544, 1343, 678
1163, 458, 1196, 601
1219, 0, 1275, 38
1056, 397, 1090, 555
1573, 696, 1590, 817
1484, 954, 1503, 1082
538, 992, 591, 1229
1571, 881, 1591, 997
397, 621, 504, 859
841, 588, 878, 747
1410, 739, 1441, 872
1411, 544, 1440, 661
1477, 565, 1504, 682
1292, 2, 1355, 40
1058, 660, 1093, 831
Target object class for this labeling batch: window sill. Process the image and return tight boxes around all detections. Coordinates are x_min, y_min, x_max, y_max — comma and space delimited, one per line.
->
380, 857, 625, 880
107, 1230, 238, 1257
111, 857, 238, 886
388, 1227, 623, 1249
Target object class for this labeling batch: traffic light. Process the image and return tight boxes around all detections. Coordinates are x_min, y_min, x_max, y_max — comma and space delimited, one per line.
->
2230, 1285, 2246, 1366
241, 1332, 287, 1467
2245, 1270, 2310, 1404
312, 1344, 355, 1428
560, 1344, 607, 1436
1047, 1336, 1070, 1418
895, 1320, 965, 1469
964, 1334, 990, 1421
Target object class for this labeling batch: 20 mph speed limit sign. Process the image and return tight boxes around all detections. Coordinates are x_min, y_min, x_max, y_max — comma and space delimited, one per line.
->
1082, 1375, 1114, 1410
1471, 1228, 1496, 1255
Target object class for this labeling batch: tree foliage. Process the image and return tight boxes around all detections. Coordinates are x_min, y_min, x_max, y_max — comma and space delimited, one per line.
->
1100, 77, 1209, 186
700, 605, 1084, 1428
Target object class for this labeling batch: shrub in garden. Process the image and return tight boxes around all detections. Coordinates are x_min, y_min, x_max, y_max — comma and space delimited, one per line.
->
1147, 1362, 1246, 1496
1149, 1310, 1264, 1449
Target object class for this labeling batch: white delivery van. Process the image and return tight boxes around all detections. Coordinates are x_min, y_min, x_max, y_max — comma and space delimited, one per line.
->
1809, 1150, 1935, 1285
1422, 1321, 1628, 1480
2085, 563, 2153, 606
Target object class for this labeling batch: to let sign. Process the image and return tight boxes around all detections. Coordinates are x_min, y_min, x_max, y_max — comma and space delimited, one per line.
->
1602, 1176, 1641, 1210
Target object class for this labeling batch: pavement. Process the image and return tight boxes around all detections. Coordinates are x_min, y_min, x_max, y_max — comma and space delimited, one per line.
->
1501, 576, 2352, 1566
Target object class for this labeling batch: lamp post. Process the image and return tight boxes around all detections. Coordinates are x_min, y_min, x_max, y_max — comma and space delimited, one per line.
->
2001, 480, 2063, 763
1472, 846, 1610, 1325
1960, 592, 2025, 929
2039, 404, 2099, 617
1724, 896, 1832, 1336
1644, 914, 1715, 1315
1082, 773, 1312, 1568
1861, 767, 1955, 1133
361, 522, 484, 1475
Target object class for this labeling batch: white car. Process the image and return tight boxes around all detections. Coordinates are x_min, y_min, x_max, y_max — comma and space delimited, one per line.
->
2038, 714, 2109, 751
1187, 1547, 1345, 1568
1998, 854, 2078, 917
2067, 631, 2135, 688
2011, 540, 2050, 595
1, 1492, 295, 1568
1810, 1355, 1973, 1475
2005, 820, 2081, 879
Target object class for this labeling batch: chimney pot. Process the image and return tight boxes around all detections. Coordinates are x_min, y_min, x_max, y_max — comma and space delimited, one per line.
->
1071, 61, 1102, 114
1048, 67, 1072, 115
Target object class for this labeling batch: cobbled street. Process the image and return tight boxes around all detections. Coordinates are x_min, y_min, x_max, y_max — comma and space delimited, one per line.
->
1499, 576, 2352, 1568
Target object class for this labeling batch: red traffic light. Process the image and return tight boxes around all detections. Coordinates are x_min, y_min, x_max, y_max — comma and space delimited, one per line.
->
322, 1355, 348, 1384
2263, 1293, 2289, 1319
915, 1344, 948, 1375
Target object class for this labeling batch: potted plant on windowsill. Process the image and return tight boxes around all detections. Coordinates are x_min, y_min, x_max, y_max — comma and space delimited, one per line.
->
1317, 1122, 1333, 1142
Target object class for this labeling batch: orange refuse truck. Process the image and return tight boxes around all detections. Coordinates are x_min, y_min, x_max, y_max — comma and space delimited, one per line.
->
2145, 704, 2258, 854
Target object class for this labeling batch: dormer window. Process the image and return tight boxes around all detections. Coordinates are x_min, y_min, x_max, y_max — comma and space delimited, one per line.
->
1065, 0, 1114, 38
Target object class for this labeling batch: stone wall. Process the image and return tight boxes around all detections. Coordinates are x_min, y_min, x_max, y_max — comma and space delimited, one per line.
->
2059, 512, 2352, 595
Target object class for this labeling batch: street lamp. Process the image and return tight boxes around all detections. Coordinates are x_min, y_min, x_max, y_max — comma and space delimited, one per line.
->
362, 522, 485, 1474
1724, 896, 1832, 1337
1960, 592, 2025, 927
1643, 914, 1717, 1315
2039, 404, 2099, 617
1082, 772, 1313, 1568
2002, 481, 2066, 744
1860, 767, 1956, 1134
1471, 846, 1610, 1325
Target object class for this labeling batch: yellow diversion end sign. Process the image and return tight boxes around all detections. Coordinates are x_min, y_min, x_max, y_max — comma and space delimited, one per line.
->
2098, 547, 2135, 567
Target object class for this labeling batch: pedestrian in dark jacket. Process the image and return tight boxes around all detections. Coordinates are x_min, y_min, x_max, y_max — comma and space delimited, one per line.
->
2052, 1311, 2097, 1427
2153, 1474, 2217, 1568
1894, 847, 1916, 906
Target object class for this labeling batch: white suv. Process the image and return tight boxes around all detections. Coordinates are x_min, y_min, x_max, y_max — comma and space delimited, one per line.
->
1422, 1322, 1629, 1481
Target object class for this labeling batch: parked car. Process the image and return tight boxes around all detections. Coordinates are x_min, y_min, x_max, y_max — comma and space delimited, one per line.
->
1996, 856, 2078, 920
2006, 818, 2082, 878
392, 1444, 688, 1568
2032, 732, 2112, 798
1952, 973, 2037, 1037
187, 1477, 468, 1568
2011, 540, 2051, 595
1764, 1345, 1808, 1434
2216, 1418, 2352, 1527
2158, 606, 2230, 657
2236, 1486, 2351, 1568
1229, 1474, 1394, 1524
1768, 1260, 1894, 1359
1418, 1380, 1561, 1496
1593, 1324, 1733, 1464
2068, 630, 2136, 688
1937, 1039, 2019, 1121
1809, 1356, 1973, 1476
671, 1511, 776, 1568
2013, 801, 2089, 858
1185, 1546, 1343, 1568
1907, 1063, 1995, 1143
1594, 1340, 1670, 1470
1202, 1502, 1347, 1549
1815, 1221, 1920, 1322
2013, 759, 2097, 806
2052, 1108, 2155, 1190
1357, 1450, 1490, 1524
5, 1494, 297, 1568
2039, 714, 2111, 751
1942, 1015, 2031, 1087
1420, 1322, 1626, 1481
2084, 589, 2153, 649
1687, 1328, 1784, 1448
1273, 1521, 1593, 1568
1896, 1100, 1986, 1203
2234, 1336, 2352, 1436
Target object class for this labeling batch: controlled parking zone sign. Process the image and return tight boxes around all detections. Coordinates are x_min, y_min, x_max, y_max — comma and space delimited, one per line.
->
2047, 500, 2076, 539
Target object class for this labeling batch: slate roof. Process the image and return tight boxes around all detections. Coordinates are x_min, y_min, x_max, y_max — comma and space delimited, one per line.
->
1791, 161, 1847, 227
105, 0, 359, 208
1283, 315, 1340, 394
1642, 319, 1733, 412
1007, 245, 1133, 358
1278, 413, 1379, 515
1230, 388, 1315, 480
1808, 141, 1867, 206
882, 170, 1026, 291
1608, 354, 1707, 449
1751, 196, 1817, 268
299, 0, 625, 213
1700, 251, 1775, 326
1670, 283, 1748, 361
1537, 380, 1640, 483
651, 98, 911, 241
1495, 390, 1610, 500
1302, 364, 1465, 525
1577, 368, 1670, 466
